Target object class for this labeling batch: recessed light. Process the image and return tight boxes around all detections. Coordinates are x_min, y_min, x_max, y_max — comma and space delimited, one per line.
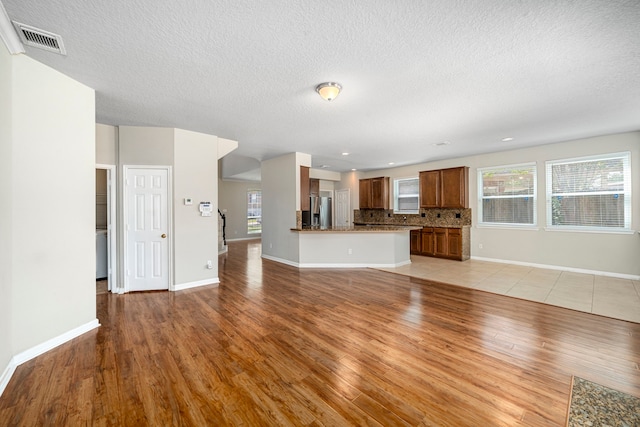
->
321, 164, 331, 169
342, 152, 349, 156
351, 168, 357, 171
433, 141, 450, 146
388, 162, 395, 165
502, 137, 514, 142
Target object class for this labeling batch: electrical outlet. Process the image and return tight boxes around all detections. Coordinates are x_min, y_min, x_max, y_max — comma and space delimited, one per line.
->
348, 248, 353, 255
206, 260, 213, 269
478, 244, 483, 249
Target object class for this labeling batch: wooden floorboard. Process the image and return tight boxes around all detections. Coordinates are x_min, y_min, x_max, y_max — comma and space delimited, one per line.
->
1, 239, 639, 426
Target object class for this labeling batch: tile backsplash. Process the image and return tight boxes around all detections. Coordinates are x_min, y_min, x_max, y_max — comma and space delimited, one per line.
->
354, 208, 471, 228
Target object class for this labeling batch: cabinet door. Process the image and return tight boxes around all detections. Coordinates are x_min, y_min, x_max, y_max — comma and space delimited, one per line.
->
420, 228, 435, 255
410, 229, 422, 254
310, 178, 320, 197
433, 228, 448, 257
371, 177, 389, 209
419, 170, 440, 208
359, 179, 371, 209
300, 166, 310, 211
447, 228, 462, 259
441, 167, 469, 208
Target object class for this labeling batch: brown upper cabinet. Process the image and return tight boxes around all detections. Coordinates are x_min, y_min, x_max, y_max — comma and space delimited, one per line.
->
300, 166, 310, 211
310, 178, 319, 197
359, 177, 390, 209
419, 166, 469, 209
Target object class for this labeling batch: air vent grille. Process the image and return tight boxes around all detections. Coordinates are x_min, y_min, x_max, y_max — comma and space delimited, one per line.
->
12, 22, 66, 55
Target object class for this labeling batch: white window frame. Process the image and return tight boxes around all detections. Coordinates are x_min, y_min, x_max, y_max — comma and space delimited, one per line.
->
477, 162, 537, 228
545, 152, 631, 233
393, 177, 419, 214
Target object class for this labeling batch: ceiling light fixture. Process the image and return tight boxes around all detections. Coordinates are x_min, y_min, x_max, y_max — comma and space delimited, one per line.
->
502, 137, 514, 142
316, 82, 342, 101
342, 152, 349, 156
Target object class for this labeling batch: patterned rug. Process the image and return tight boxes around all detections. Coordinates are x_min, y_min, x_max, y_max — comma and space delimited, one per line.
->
567, 376, 640, 426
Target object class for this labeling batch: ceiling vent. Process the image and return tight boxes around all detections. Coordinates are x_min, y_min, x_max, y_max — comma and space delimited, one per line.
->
12, 21, 66, 55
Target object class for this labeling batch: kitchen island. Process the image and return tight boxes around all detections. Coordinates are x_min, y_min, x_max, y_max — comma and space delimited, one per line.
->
289, 225, 422, 268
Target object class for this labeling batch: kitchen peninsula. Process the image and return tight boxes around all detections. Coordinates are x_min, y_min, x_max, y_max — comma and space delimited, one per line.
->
290, 225, 422, 268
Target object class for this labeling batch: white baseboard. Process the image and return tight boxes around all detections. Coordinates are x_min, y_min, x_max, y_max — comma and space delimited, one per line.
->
226, 237, 261, 242
173, 278, 220, 291
471, 256, 640, 281
0, 359, 17, 399
262, 254, 412, 269
261, 254, 298, 267
0, 319, 100, 397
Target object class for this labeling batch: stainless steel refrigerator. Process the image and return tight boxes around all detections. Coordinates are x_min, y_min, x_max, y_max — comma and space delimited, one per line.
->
310, 196, 332, 228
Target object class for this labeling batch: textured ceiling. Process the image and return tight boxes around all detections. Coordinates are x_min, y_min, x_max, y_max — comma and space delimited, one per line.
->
4, 0, 640, 175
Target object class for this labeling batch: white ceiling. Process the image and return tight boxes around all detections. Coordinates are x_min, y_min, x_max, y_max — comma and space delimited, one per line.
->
4, 0, 640, 175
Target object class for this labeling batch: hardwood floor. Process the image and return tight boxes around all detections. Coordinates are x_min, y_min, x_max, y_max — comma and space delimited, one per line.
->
1, 239, 639, 426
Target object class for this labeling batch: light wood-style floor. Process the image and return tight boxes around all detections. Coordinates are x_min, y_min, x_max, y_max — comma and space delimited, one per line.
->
1, 239, 639, 426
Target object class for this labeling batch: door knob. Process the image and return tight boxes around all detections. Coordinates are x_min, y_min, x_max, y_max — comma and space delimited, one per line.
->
161, 234, 167, 238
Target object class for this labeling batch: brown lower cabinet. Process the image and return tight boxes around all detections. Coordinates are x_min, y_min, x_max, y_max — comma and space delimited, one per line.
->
411, 227, 468, 261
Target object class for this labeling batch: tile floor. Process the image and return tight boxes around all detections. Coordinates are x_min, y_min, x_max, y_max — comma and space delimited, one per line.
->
375, 256, 640, 324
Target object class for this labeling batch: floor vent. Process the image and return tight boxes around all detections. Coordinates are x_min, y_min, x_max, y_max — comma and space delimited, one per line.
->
12, 22, 66, 55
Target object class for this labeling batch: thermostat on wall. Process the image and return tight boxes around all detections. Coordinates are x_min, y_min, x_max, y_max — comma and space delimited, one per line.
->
184, 198, 193, 205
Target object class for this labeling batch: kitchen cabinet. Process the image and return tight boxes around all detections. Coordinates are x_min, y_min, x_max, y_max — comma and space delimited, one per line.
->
410, 229, 422, 254
359, 177, 389, 209
310, 178, 319, 197
419, 166, 469, 209
300, 166, 310, 211
414, 227, 467, 261
420, 227, 435, 255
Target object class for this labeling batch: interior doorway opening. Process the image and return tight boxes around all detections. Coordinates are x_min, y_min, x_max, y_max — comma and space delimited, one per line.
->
96, 164, 117, 293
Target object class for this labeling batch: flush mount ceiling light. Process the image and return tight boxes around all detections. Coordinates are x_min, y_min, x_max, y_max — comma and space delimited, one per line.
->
316, 82, 342, 101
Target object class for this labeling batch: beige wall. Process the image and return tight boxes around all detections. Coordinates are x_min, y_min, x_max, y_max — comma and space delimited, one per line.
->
173, 128, 219, 286
2, 50, 97, 361
354, 132, 640, 276
0, 40, 14, 381
96, 123, 117, 165
218, 179, 262, 241
118, 126, 220, 289
261, 153, 310, 263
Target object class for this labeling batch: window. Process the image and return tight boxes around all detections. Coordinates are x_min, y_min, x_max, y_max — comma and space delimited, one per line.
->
394, 177, 419, 213
247, 190, 262, 234
546, 152, 631, 231
478, 163, 537, 226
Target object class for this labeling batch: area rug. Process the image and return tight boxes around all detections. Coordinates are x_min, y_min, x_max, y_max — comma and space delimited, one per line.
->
566, 376, 640, 426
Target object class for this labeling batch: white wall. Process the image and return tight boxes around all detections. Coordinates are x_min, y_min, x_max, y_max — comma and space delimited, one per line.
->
0, 46, 98, 381
353, 132, 640, 276
0, 38, 14, 384
261, 153, 310, 263
218, 178, 262, 240
173, 128, 219, 287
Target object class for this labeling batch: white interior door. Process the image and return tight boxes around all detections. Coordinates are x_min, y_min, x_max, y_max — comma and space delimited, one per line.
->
125, 167, 169, 291
335, 188, 351, 227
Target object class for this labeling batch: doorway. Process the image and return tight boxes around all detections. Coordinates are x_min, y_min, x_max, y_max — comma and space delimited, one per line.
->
96, 164, 117, 293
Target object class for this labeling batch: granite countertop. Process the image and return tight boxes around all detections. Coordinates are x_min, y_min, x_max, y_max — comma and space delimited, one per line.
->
354, 222, 469, 229
291, 225, 422, 232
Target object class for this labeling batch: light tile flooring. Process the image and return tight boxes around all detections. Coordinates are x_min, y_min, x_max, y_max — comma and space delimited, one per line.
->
375, 256, 640, 324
